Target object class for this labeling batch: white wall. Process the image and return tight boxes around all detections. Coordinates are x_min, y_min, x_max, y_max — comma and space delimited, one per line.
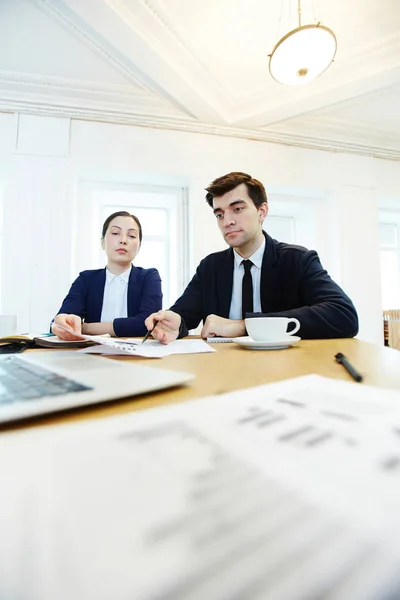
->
1, 112, 400, 341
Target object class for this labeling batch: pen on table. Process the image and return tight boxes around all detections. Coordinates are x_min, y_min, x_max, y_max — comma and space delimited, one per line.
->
334, 352, 363, 383
142, 321, 158, 344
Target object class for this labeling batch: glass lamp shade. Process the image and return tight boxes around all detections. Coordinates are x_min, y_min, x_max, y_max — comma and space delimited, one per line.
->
269, 24, 337, 85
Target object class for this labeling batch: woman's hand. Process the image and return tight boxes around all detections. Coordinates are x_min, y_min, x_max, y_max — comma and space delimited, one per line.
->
52, 314, 83, 341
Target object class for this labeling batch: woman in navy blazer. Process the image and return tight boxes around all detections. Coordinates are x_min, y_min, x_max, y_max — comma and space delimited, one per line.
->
52, 211, 162, 340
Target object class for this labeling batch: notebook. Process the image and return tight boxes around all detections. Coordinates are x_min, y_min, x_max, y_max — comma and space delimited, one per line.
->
0, 351, 194, 424
0, 334, 101, 351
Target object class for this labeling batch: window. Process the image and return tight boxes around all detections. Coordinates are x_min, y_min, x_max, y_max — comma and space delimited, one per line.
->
379, 219, 400, 309
265, 192, 322, 250
76, 182, 189, 309
264, 216, 295, 243
265, 192, 335, 278
0, 183, 3, 312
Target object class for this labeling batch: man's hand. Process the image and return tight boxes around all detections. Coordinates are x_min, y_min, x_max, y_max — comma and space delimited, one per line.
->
144, 310, 182, 345
201, 315, 246, 339
52, 314, 83, 341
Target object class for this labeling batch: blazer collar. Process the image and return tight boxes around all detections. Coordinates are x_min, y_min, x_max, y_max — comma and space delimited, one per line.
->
261, 230, 278, 268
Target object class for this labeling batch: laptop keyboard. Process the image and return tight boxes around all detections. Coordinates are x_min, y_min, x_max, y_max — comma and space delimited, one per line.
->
0, 356, 92, 405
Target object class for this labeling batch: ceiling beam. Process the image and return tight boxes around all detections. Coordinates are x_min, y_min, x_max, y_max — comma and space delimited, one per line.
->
29, 0, 233, 123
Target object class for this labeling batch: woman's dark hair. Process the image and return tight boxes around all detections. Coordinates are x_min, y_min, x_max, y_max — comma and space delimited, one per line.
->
101, 211, 143, 242
205, 172, 268, 209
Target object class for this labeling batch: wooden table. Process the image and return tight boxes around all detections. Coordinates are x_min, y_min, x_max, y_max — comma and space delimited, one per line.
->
5, 337, 400, 432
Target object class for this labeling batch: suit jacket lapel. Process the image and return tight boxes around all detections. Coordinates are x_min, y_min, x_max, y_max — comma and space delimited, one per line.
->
217, 249, 234, 317
127, 265, 139, 316
91, 269, 107, 322
260, 232, 279, 313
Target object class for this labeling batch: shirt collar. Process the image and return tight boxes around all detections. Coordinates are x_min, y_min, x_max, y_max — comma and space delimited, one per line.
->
105, 265, 131, 284
233, 237, 265, 270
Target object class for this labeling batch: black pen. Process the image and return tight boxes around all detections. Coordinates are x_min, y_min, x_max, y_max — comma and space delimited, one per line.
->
334, 352, 363, 383
142, 321, 158, 344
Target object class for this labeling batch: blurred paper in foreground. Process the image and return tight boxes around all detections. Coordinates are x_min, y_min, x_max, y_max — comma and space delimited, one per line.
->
1, 374, 400, 600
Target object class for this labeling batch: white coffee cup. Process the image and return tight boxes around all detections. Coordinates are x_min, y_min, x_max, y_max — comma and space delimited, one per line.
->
0, 315, 17, 337
245, 316, 300, 341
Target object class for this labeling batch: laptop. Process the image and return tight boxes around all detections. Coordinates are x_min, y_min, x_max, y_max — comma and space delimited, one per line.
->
0, 351, 194, 424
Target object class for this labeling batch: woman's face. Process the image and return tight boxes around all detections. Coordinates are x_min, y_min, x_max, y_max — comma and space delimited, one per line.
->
101, 216, 141, 266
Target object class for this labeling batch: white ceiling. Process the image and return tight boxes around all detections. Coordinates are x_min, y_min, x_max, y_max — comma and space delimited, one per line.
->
1, 0, 400, 159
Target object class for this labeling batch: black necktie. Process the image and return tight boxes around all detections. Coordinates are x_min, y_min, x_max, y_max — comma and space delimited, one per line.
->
241, 260, 253, 319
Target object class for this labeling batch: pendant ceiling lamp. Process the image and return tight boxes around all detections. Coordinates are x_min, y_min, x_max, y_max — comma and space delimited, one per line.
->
269, 0, 337, 86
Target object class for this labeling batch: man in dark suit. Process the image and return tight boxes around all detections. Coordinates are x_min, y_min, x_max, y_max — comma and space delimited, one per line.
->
145, 172, 358, 344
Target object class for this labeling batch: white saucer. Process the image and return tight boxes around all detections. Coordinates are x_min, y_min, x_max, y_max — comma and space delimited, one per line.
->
234, 336, 301, 350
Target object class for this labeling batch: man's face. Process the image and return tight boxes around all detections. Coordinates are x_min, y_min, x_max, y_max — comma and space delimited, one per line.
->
212, 183, 268, 250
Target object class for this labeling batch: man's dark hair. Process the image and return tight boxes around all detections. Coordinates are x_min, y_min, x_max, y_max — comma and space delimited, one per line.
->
205, 172, 268, 209
101, 211, 142, 242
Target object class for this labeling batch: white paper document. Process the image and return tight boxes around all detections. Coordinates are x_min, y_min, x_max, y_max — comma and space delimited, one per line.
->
79, 337, 215, 357
52, 324, 214, 357
2, 375, 400, 600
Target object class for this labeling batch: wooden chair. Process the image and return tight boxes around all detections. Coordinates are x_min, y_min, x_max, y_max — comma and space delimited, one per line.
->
383, 310, 400, 349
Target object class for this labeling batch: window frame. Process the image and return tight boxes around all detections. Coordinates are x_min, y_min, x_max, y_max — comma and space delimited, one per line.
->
0, 181, 3, 312
378, 209, 400, 309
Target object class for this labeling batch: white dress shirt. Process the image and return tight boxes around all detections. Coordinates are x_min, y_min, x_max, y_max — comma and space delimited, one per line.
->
229, 238, 265, 320
100, 266, 131, 323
